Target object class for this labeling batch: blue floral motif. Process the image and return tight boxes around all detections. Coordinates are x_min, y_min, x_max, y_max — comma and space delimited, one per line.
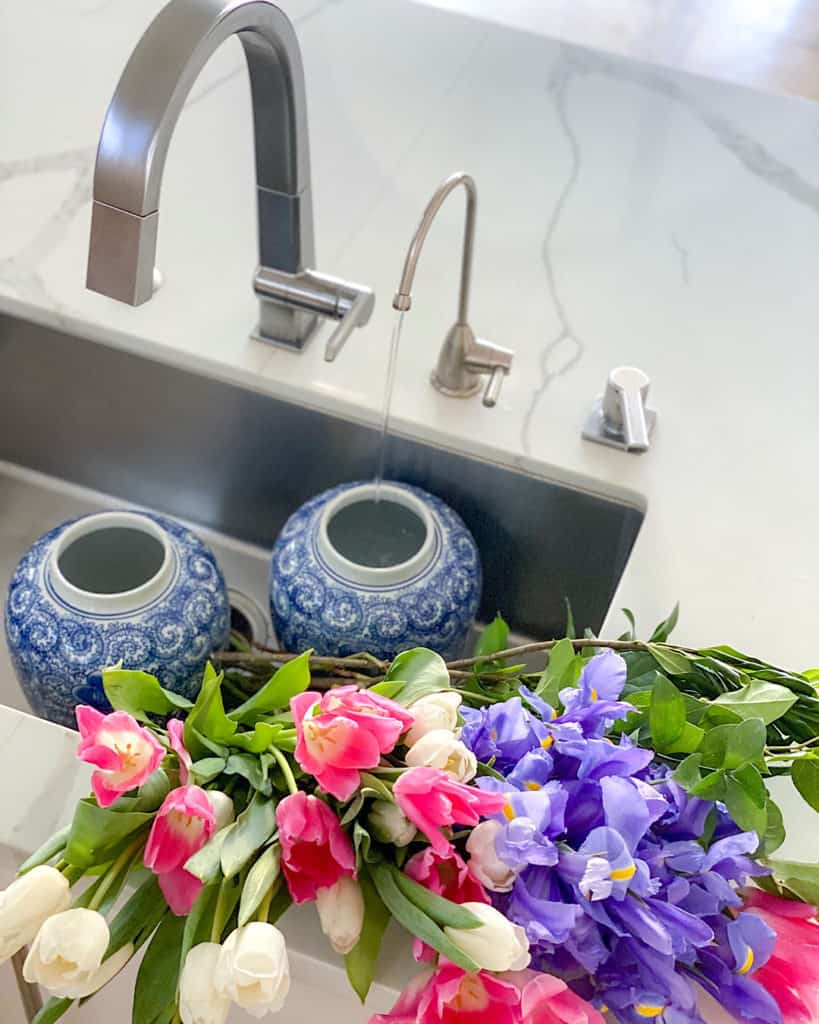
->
269, 482, 481, 660
4, 512, 230, 728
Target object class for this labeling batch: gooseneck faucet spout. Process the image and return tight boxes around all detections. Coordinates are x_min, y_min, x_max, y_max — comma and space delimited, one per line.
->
86, 0, 372, 359
392, 172, 513, 407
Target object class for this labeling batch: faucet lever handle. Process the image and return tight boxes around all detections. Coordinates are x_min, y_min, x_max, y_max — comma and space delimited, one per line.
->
324, 286, 375, 363
604, 366, 650, 452
483, 366, 506, 408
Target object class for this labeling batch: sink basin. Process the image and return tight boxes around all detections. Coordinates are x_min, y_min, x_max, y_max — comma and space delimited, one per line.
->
0, 312, 644, 682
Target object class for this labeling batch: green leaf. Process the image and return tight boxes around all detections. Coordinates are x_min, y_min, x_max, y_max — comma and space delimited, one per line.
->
185, 825, 234, 884
646, 644, 692, 676
620, 607, 637, 641
179, 883, 217, 978
65, 799, 153, 868
535, 637, 576, 705
102, 669, 193, 723
370, 863, 479, 973
649, 603, 680, 644
367, 680, 405, 700
184, 664, 236, 757
667, 722, 705, 754
110, 770, 170, 814
690, 770, 727, 801
267, 879, 292, 924
18, 825, 70, 874
760, 800, 786, 857
392, 867, 482, 929
224, 752, 273, 795
792, 757, 819, 813
672, 754, 702, 791
724, 765, 768, 836
190, 757, 227, 785
564, 598, 576, 639
31, 999, 73, 1024
384, 648, 450, 706
358, 773, 396, 804
229, 651, 312, 723
133, 913, 185, 1024
474, 615, 509, 660
221, 795, 277, 878
345, 872, 390, 1003
649, 675, 686, 752
713, 680, 798, 725
700, 720, 766, 771
106, 875, 167, 957
238, 845, 282, 926
766, 859, 819, 905
229, 722, 279, 754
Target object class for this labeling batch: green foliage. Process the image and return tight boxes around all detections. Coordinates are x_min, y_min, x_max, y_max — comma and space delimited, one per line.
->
383, 648, 451, 705
764, 859, 819, 904
392, 867, 483, 929
184, 663, 236, 758
106, 875, 167, 957
473, 614, 510, 671
102, 669, 192, 723
713, 680, 798, 725
792, 757, 819, 813
535, 637, 578, 707
65, 799, 153, 868
239, 845, 281, 926
345, 872, 390, 1003
649, 676, 687, 752
132, 913, 185, 1024
18, 825, 69, 874
31, 999, 73, 1024
229, 651, 312, 723
221, 794, 277, 878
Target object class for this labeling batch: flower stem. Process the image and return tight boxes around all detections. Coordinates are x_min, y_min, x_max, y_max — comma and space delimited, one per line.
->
269, 746, 298, 796
88, 836, 143, 912
210, 877, 233, 944
257, 884, 275, 923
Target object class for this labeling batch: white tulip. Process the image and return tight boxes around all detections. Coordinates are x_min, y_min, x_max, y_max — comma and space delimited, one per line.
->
24, 908, 132, 998
368, 801, 417, 847
208, 791, 235, 831
215, 922, 290, 1017
465, 820, 519, 893
405, 691, 462, 746
443, 902, 531, 972
180, 943, 231, 1024
316, 876, 365, 955
405, 729, 477, 782
0, 866, 71, 963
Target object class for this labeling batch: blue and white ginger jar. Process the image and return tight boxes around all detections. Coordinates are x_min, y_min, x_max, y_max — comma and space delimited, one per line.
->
269, 481, 481, 660
4, 510, 230, 727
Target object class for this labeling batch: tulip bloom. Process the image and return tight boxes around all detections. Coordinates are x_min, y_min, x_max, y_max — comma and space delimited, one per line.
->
404, 692, 463, 746
0, 866, 71, 963
405, 847, 489, 962
405, 730, 477, 783
743, 889, 819, 1024
394, 767, 506, 856
276, 792, 356, 904
144, 785, 217, 915
76, 705, 165, 808
291, 686, 415, 800
179, 943, 230, 1024
23, 908, 132, 999
316, 876, 365, 955
168, 718, 193, 785
466, 820, 519, 893
215, 923, 291, 1017
443, 902, 530, 972
368, 800, 417, 847
517, 971, 607, 1024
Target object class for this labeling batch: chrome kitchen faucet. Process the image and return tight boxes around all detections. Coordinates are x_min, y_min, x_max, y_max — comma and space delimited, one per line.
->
86, 0, 373, 360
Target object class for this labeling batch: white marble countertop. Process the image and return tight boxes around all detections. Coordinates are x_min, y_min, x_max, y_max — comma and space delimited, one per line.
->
2, 6, 819, 678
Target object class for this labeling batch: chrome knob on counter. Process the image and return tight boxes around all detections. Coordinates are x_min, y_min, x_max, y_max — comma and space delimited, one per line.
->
393, 171, 514, 408
582, 366, 657, 453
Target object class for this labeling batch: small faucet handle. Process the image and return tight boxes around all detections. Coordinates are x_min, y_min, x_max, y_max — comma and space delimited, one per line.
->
582, 365, 656, 453
483, 366, 506, 408
324, 286, 375, 363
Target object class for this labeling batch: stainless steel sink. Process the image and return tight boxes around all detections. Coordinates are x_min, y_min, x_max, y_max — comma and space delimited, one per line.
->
0, 312, 644, 708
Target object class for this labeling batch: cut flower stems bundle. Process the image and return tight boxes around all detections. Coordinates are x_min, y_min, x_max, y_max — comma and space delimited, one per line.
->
4, 608, 819, 1024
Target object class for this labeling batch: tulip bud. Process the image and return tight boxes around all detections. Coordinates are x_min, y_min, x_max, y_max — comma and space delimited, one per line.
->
23, 908, 132, 998
215, 922, 290, 1016
180, 943, 231, 1024
368, 801, 417, 847
405, 729, 477, 783
207, 791, 235, 831
404, 691, 462, 746
0, 866, 71, 963
316, 876, 365, 955
443, 902, 531, 972
465, 820, 519, 892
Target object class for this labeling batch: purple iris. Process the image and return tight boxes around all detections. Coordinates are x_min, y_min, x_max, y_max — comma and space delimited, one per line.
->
558, 650, 635, 736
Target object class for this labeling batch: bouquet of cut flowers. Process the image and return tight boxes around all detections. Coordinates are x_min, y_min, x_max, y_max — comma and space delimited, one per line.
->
3, 610, 819, 1024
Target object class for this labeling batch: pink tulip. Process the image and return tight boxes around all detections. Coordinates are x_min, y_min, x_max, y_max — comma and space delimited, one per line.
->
515, 971, 607, 1024
743, 889, 819, 1024
405, 848, 489, 962
144, 786, 216, 915
291, 686, 415, 801
394, 768, 506, 856
276, 792, 356, 904
369, 963, 518, 1024
76, 705, 165, 808
167, 719, 192, 785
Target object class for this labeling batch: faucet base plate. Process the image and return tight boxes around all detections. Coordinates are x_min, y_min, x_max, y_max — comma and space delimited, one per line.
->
430, 371, 482, 399
582, 400, 657, 453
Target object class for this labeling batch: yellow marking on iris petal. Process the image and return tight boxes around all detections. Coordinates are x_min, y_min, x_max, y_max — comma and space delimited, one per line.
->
525, 781, 542, 791
738, 947, 754, 975
610, 863, 637, 882
600, 1006, 609, 1015
541, 735, 554, 750
503, 801, 516, 822
635, 1004, 665, 1018
590, 688, 599, 702
551, 709, 558, 720
491, 729, 498, 740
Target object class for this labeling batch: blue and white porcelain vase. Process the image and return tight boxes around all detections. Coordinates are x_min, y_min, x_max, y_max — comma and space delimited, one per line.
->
269, 481, 481, 660
4, 510, 230, 728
